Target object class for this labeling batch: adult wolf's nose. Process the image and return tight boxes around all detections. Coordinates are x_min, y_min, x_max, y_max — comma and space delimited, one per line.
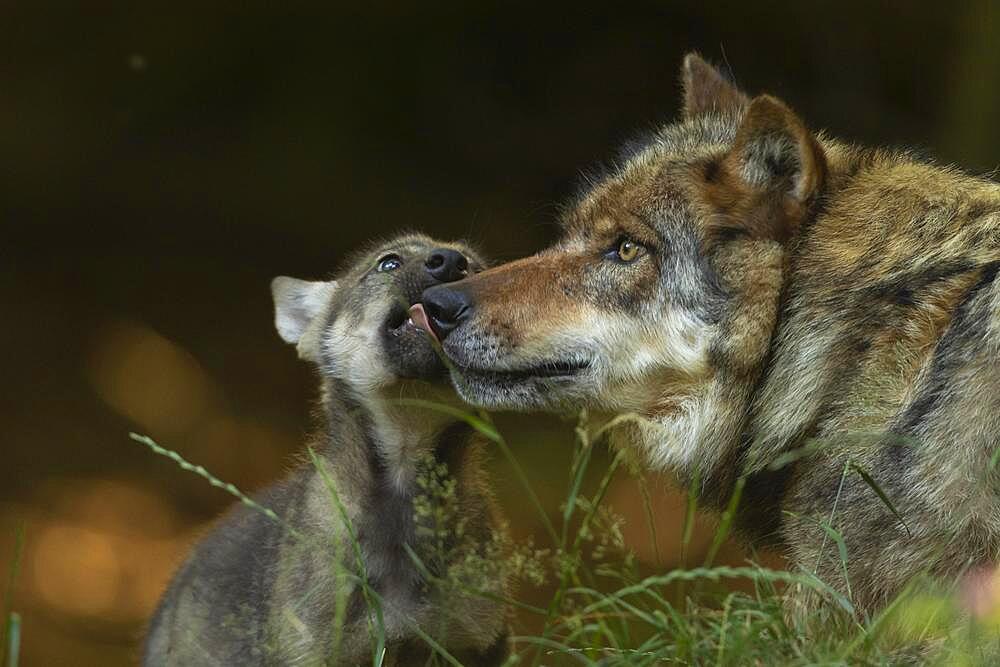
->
425, 248, 469, 283
420, 286, 473, 341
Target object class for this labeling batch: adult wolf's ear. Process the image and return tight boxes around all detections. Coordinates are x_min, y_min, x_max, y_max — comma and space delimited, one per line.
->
707, 95, 827, 243
271, 277, 337, 361
731, 95, 826, 204
681, 52, 749, 118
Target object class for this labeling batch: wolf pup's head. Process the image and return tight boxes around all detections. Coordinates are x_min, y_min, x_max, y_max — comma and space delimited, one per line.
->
419, 54, 825, 439
272, 234, 486, 395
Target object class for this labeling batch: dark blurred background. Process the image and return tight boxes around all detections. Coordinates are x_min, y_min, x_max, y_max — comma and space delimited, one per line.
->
2, 2, 999, 664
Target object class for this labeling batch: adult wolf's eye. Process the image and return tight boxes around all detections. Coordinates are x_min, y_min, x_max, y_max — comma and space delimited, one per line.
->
376, 254, 402, 272
614, 239, 644, 263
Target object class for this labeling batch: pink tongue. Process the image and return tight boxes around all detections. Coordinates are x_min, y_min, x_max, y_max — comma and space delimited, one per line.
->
408, 304, 439, 344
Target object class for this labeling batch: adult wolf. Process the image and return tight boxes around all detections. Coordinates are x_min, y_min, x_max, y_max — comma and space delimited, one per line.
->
417, 54, 1000, 616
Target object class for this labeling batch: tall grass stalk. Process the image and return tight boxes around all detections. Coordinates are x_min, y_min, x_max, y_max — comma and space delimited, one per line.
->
1, 525, 23, 667
134, 413, 1000, 666
3, 614, 18, 667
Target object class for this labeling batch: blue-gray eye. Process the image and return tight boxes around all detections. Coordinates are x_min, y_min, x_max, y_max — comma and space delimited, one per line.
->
376, 254, 402, 272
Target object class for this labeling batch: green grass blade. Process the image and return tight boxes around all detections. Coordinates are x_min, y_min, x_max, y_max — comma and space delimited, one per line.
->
680, 465, 701, 569
839, 577, 919, 660
1, 525, 24, 667
390, 400, 559, 545
306, 447, 387, 663
703, 476, 745, 568
389, 398, 502, 443
491, 426, 560, 546
767, 438, 825, 471
563, 427, 594, 543
816, 520, 853, 603
512, 635, 598, 665
4, 613, 19, 667
990, 444, 1000, 471
129, 433, 301, 538
716, 591, 737, 667
636, 473, 662, 567
849, 462, 912, 538
579, 566, 853, 617
407, 624, 464, 667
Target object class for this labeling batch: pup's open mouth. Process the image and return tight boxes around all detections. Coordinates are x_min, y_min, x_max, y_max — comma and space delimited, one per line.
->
385, 303, 422, 337
407, 304, 439, 344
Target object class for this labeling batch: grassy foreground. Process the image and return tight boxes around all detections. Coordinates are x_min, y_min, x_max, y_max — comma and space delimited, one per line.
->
129, 407, 1000, 667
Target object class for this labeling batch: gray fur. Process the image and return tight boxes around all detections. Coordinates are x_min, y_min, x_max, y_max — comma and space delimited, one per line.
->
144, 234, 509, 665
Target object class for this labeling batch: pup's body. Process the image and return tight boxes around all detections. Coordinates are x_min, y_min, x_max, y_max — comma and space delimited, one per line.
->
145, 234, 510, 665
421, 56, 1000, 615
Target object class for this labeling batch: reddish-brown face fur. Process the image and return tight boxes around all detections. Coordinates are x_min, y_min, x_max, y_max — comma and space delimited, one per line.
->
435, 172, 723, 415
454, 251, 590, 349
430, 66, 823, 424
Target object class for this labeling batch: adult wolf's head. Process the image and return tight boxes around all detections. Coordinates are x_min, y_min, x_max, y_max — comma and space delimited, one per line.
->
421, 54, 826, 427
272, 233, 486, 396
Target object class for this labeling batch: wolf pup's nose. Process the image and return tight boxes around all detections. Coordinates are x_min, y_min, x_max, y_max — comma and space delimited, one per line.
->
425, 248, 469, 283
421, 286, 473, 341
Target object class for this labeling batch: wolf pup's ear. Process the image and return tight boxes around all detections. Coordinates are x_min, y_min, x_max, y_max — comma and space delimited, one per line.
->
271, 277, 338, 347
680, 52, 749, 118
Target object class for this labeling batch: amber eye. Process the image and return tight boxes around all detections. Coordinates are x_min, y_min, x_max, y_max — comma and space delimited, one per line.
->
616, 239, 642, 263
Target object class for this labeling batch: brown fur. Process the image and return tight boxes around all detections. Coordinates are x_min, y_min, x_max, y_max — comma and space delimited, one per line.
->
424, 53, 1000, 618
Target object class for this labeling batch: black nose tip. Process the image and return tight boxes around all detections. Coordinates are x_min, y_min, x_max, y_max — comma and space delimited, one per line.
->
425, 248, 469, 283
421, 286, 473, 341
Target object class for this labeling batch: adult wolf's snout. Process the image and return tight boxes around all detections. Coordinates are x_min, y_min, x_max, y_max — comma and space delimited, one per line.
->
421, 285, 474, 340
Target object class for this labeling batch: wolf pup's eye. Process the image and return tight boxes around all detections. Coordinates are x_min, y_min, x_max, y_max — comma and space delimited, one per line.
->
376, 254, 402, 272
612, 238, 644, 263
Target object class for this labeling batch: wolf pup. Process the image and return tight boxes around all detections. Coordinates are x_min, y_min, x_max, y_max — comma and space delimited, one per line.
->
144, 234, 510, 666
419, 54, 1000, 616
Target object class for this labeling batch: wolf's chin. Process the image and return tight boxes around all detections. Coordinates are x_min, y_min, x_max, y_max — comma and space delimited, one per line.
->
448, 368, 588, 411
453, 384, 547, 411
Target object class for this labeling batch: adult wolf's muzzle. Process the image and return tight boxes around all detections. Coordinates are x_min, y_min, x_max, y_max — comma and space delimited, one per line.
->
417, 252, 612, 411
420, 283, 475, 341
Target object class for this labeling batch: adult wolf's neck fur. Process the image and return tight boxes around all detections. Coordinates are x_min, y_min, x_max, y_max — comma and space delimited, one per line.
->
747, 139, 1000, 460
643, 138, 1000, 540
